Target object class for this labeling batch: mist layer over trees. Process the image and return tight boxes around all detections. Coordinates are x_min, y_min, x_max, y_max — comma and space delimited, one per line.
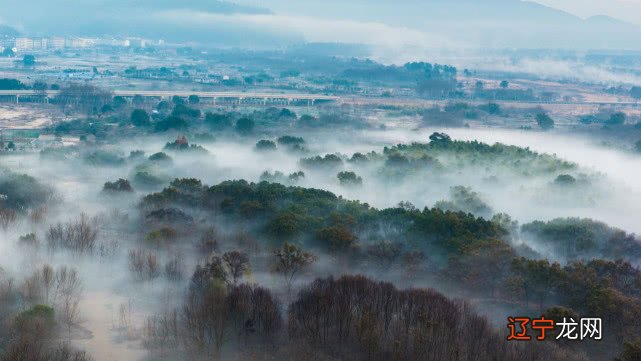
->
2, 89, 641, 361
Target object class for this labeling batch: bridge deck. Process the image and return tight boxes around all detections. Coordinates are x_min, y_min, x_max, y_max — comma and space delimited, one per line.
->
0, 90, 340, 101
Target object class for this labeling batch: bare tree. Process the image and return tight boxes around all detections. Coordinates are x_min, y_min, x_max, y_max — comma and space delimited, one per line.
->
0, 207, 17, 230
226, 284, 282, 345
366, 241, 403, 271
29, 206, 47, 224
48, 343, 94, 361
53, 266, 83, 339
272, 242, 316, 297
146, 252, 161, 280
183, 281, 228, 357
402, 251, 426, 277
0, 276, 14, 303
21, 271, 42, 302
222, 251, 250, 285
46, 213, 98, 254
232, 231, 260, 255
142, 310, 180, 355
53, 266, 83, 304
41, 264, 54, 305
129, 249, 161, 281
197, 227, 219, 256
68, 213, 99, 253
118, 303, 130, 330
164, 253, 185, 281
60, 296, 82, 340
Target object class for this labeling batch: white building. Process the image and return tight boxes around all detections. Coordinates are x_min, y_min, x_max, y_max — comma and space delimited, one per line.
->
15, 38, 33, 51
49, 37, 65, 49
32, 38, 48, 50
112, 39, 130, 47
66, 37, 95, 48
128, 38, 146, 48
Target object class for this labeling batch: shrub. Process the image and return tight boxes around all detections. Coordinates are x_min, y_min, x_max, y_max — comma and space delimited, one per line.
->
277, 135, 305, 146
536, 113, 555, 130
148, 152, 172, 163
131, 109, 151, 126
255, 140, 277, 151
337, 171, 363, 186
103, 178, 134, 193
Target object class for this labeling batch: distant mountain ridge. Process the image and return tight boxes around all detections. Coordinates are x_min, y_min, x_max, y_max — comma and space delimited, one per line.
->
2, 0, 641, 50
234, 0, 641, 49
0, 24, 19, 37
103, 0, 270, 15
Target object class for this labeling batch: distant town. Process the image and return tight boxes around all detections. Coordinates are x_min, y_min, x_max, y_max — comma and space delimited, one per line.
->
1, 35, 164, 54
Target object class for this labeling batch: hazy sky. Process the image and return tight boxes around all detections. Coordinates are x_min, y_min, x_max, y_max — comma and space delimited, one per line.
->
533, 0, 641, 24
4, 0, 641, 54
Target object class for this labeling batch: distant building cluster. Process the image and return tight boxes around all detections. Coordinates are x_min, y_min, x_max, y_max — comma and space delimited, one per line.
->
6, 36, 164, 52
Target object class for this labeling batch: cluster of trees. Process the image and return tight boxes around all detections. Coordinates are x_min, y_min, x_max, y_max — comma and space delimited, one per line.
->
288, 275, 582, 361
54, 83, 113, 114
163, 136, 208, 153
472, 84, 551, 102
304, 132, 574, 185
0, 78, 59, 91
47, 89, 368, 142
124, 66, 176, 79
134, 174, 641, 358
342, 61, 456, 83
517, 259, 641, 342
0, 171, 52, 213
255, 139, 277, 152
83, 150, 126, 167
46, 214, 99, 254
337, 171, 363, 186
377, 133, 576, 176
579, 111, 627, 126
536, 113, 555, 130
141, 253, 280, 358
340, 61, 459, 98
0, 265, 90, 361
0, 78, 27, 90
420, 102, 485, 127
299, 154, 343, 170
127, 249, 185, 282
140, 178, 505, 262
259, 171, 305, 184
521, 217, 641, 261
434, 185, 493, 218
103, 178, 134, 193
334, 61, 463, 98
141, 271, 583, 361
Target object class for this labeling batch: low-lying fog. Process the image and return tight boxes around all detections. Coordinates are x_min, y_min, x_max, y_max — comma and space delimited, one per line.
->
361, 127, 641, 233
3, 125, 641, 238
2, 123, 640, 361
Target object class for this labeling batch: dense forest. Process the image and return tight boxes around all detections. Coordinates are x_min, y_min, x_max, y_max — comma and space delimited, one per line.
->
1, 91, 641, 361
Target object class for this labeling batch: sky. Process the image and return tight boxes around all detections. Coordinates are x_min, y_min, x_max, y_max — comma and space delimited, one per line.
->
4, 0, 641, 55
